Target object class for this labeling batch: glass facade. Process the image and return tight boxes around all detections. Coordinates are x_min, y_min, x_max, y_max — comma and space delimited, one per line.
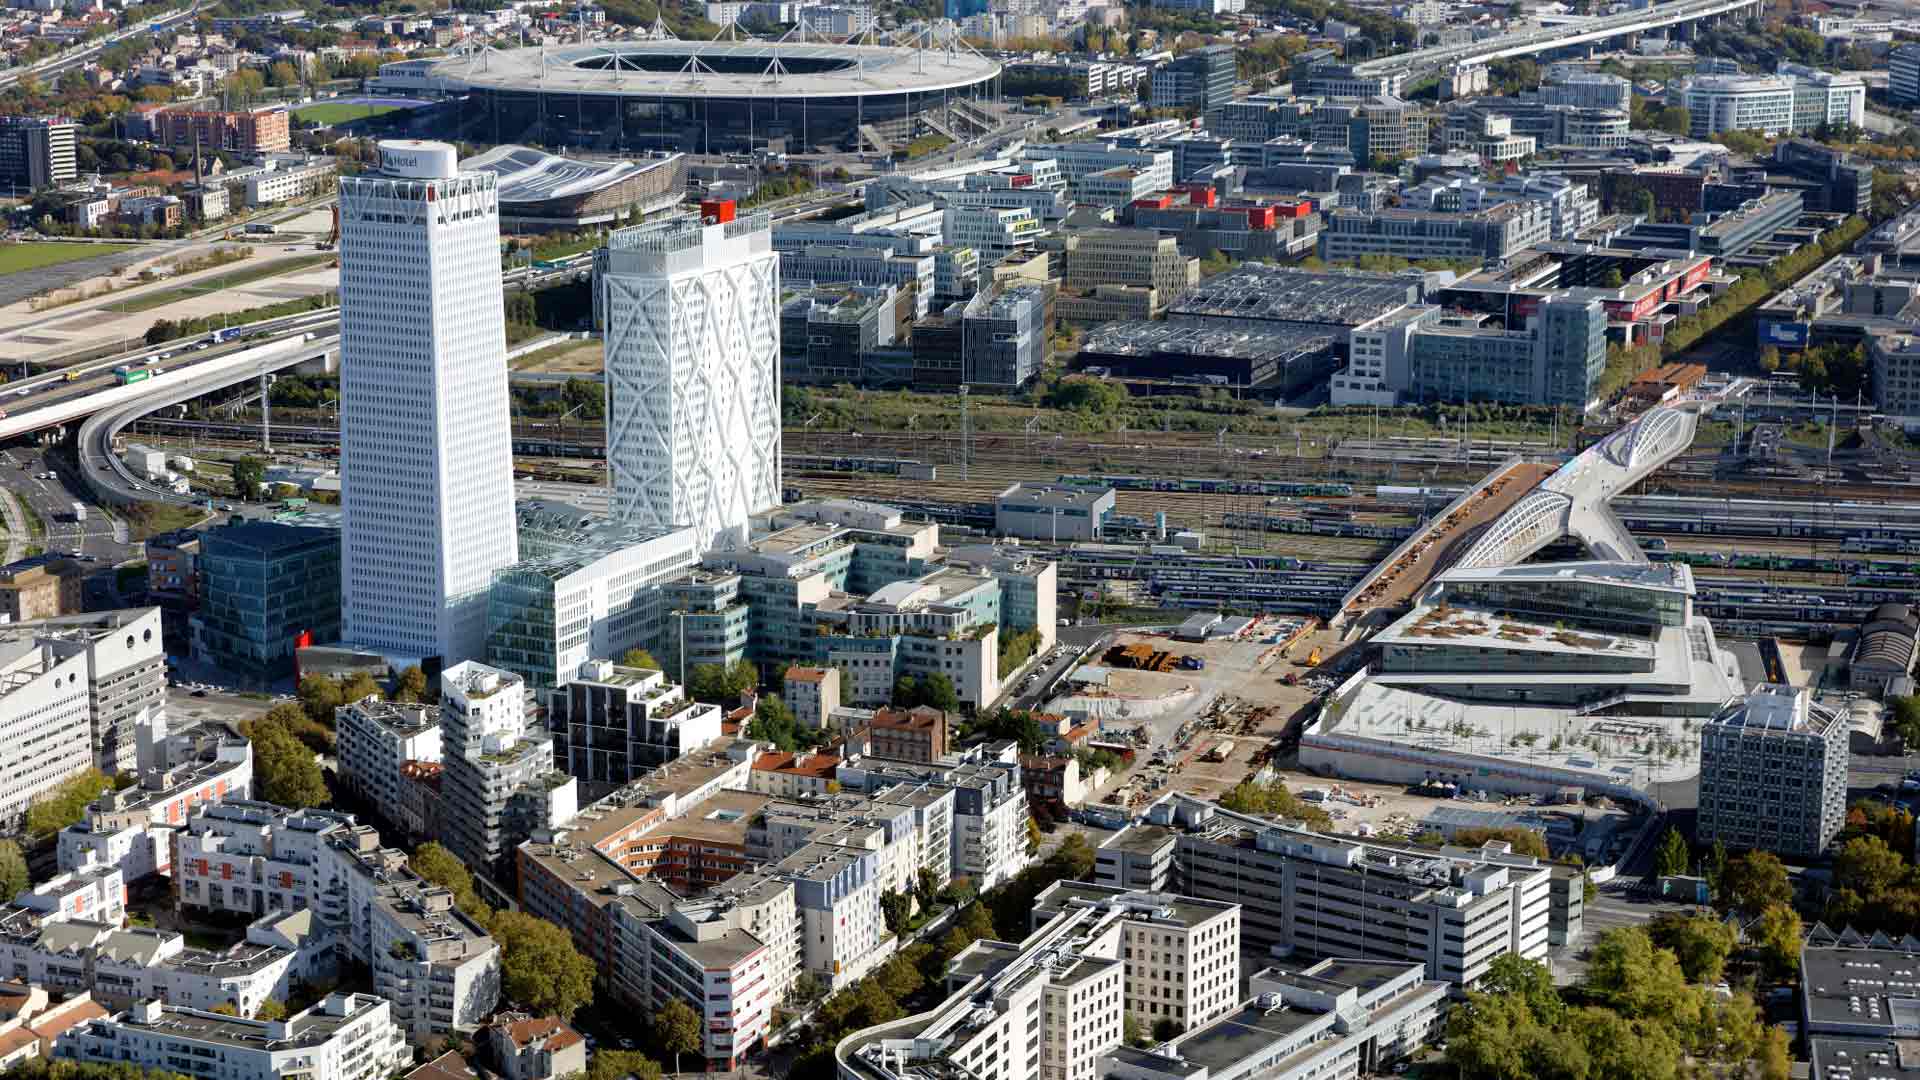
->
192, 522, 341, 679
1436, 577, 1686, 632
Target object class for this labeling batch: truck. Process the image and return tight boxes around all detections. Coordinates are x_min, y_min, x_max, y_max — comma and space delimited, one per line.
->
1203, 740, 1234, 763
69, 502, 85, 523
210, 327, 239, 344
115, 369, 150, 385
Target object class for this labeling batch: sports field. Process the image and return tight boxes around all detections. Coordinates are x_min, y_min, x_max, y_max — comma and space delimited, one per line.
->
0, 242, 138, 276
293, 101, 403, 125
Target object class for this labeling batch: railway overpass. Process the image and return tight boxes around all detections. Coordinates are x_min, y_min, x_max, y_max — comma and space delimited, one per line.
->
1352, 0, 1764, 78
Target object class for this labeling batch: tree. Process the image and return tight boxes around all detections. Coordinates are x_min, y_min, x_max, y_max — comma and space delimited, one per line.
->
230, 457, 266, 500
23, 769, 112, 838
1450, 826, 1549, 859
1652, 826, 1690, 878
339, 671, 382, 703
1760, 345, 1782, 373
1754, 903, 1804, 978
392, 665, 429, 704
297, 674, 343, 724
267, 60, 300, 87
411, 842, 489, 920
489, 910, 596, 1019
620, 647, 660, 669
0, 840, 28, 902
1025, 816, 1043, 856
249, 713, 329, 808
1721, 851, 1793, 916
1124, 1013, 1152, 1047
587, 1052, 663, 1080
1837, 834, 1908, 898
913, 867, 939, 910
1151, 1019, 1183, 1042
654, 997, 703, 1074
689, 660, 757, 704
1647, 912, 1737, 984
748, 694, 821, 753
1653, 104, 1691, 135
880, 888, 911, 935
1479, 953, 1564, 1023
255, 998, 287, 1021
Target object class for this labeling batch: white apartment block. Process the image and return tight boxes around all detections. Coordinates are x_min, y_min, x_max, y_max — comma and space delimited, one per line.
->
440, 662, 575, 880
0, 914, 295, 1018
33, 608, 170, 774
334, 696, 441, 835
58, 725, 252, 881
56, 994, 411, 1080
174, 802, 500, 1040
1107, 795, 1558, 988
837, 750, 1031, 891
601, 211, 782, 550
1017, 143, 1171, 190
1681, 70, 1865, 138
13, 865, 125, 927
243, 159, 337, 206
783, 666, 839, 729
339, 140, 520, 666
546, 661, 725, 785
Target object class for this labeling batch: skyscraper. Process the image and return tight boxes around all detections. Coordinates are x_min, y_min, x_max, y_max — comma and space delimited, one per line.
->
0, 116, 76, 191
337, 140, 520, 665
600, 205, 781, 549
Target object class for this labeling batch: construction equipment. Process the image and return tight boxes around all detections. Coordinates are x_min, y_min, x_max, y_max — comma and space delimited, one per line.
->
1301, 648, 1323, 667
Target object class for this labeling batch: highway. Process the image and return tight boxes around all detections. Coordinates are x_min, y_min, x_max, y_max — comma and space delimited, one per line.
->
1352, 0, 1764, 76
0, 5, 200, 90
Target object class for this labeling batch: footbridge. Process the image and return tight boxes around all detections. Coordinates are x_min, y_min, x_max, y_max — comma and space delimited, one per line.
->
1353, 0, 1764, 78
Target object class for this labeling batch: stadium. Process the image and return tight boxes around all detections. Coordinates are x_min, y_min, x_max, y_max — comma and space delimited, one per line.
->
462, 145, 687, 228
432, 41, 1003, 155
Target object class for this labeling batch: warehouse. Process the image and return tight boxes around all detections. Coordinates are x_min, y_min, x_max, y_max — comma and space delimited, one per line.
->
1076, 320, 1339, 396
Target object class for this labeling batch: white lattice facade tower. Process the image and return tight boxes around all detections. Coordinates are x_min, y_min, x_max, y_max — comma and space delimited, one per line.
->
601, 212, 781, 549
338, 140, 521, 665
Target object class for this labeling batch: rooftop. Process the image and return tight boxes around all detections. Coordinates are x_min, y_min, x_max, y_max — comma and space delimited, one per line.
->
1167, 264, 1416, 326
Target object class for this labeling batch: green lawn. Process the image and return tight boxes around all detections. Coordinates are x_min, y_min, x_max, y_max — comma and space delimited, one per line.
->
294, 101, 402, 125
104, 253, 336, 314
0, 241, 138, 276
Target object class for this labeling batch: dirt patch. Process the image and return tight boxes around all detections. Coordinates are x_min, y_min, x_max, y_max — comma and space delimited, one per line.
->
514, 338, 602, 374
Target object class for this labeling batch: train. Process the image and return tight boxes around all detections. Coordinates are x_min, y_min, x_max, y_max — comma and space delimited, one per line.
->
787, 455, 937, 479
1056, 474, 1354, 497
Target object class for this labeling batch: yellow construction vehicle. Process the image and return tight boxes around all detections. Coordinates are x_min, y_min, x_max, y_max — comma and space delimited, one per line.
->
1304, 647, 1323, 667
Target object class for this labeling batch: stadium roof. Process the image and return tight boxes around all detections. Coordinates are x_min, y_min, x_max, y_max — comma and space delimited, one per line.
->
433, 40, 1001, 100
461, 145, 677, 204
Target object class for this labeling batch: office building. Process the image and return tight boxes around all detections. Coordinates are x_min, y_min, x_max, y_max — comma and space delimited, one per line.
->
1402, 296, 1608, 407
1697, 684, 1849, 859
0, 116, 76, 191
1302, 64, 1407, 100
56, 994, 411, 1080
335, 697, 442, 839
942, 205, 1042, 262
1680, 70, 1865, 137
486, 506, 700, 689
338, 140, 521, 666
1104, 794, 1560, 986
1541, 70, 1631, 111
1893, 44, 1920, 107
601, 207, 781, 550
959, 284, 1048, 387
779, 284, 907, 385
191, 519, 341, 682
1319, 202, 1552, 264
439, 662, 574, 880
1058, 228, 1198, 299
779, 245, 934, 318
545, 660, 723, 786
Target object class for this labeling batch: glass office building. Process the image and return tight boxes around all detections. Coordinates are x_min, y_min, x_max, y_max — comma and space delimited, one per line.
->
191, 519, 342, 680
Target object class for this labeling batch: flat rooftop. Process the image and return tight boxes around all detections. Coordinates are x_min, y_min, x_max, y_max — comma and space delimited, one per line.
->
1102, 823, 1176, 857
997, 483, 1113, 510
1438, 559, 1691, 593
1804, 941, 1920, 1034
1811, 1039, 1920, 1080
1166, 264, 1416, 327
1378, 604, 1655, 660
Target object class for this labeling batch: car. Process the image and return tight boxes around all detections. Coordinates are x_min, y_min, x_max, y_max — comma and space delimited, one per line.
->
11, 389, 25, 397
215, 503, 233, 511
190, 689, 207, 697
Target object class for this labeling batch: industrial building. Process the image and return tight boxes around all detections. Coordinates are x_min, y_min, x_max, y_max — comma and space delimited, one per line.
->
993, 483, 1116, 542
1078, 321, 1339, 395
1165, 264, 1420, 338
1696, 684, 1848, 859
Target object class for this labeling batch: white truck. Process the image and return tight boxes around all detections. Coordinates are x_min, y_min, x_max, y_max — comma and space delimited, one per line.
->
69, 502, 85, 523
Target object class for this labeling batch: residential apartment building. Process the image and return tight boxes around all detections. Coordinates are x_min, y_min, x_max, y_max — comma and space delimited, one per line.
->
837, 748, 1030, 890
0, 116, 76, 190
783, 666, 839, 730
57, 722, 252, 880
55, 994, 411, 1080
152, 107, 291, 154
863, 706, 949, 763
439, 661, 574, 881
1032, 881, 1241, 1033
544, 660, 723, 785
1696, 684, 1849, 859
143, 530, 200, 606
1106, 794, 1559, 987
19, 608, 169, 774
0, 560, 84, 624
190, 519, 341, 682
339, 140, 520, 666
335, 697, 442, 839
0, 910, 292, 1019
0, 633, 97, 828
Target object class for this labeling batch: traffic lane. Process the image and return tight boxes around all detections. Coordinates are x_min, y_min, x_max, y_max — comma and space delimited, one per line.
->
0, 448, 134, 564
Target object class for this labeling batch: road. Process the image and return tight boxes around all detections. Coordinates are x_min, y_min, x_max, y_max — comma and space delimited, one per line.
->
0, 5, 199, 90
0, 444, 133, 562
